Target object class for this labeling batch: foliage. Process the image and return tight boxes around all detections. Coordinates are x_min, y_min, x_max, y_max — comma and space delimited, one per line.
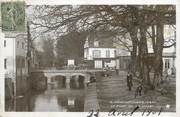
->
41, 36, 55, 68
28, 5, 176, 88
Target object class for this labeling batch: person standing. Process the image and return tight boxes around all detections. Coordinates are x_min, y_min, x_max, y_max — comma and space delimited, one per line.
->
127, 72, 133, 91
115, 66, 119, 75
167, 68, 172, 76
105, 65, 110, 77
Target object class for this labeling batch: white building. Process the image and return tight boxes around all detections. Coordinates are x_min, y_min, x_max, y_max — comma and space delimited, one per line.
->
115, 48, 131, 70
84, 37, 116, 69
0, 32, 5, 75
162, 25, 176, 74
4, 33, 28, 78
4, 33, 17, 80
3, 32, 29, 98
147, 25, 176, 74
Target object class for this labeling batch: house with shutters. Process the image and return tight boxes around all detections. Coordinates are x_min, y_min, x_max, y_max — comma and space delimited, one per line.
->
84, 31, 116, 69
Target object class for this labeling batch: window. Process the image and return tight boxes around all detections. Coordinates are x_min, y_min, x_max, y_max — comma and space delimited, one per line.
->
165, 59, 170, 69
4, 40, 6, 47
16, 58, 20, 68
17, 41, 20, 48
106, 50, 110, 58
94, 41, 99, 47
4, 59, 7, 69
93, 50, 101, 58
22, 42, 24, 49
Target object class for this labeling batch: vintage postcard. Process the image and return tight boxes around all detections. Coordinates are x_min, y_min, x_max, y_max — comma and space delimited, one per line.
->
0, 0, 179, 117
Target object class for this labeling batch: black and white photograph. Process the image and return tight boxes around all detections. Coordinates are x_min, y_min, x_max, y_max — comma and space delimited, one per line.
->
0, 0, 178, 116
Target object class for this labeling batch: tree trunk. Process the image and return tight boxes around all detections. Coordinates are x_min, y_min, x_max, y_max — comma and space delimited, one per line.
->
138, 25, 148, 84
129, 26, 138, 74
152, 7, 164, 87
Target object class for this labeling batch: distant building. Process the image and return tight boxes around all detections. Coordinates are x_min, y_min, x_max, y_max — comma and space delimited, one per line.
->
115, 48, 131, 71
0, 31, 5, 79
162, 51, 176, 74
3, 30, 40, 99
84, 32, 116, 69
162, 25, 176, 74
147, 25, 176, 74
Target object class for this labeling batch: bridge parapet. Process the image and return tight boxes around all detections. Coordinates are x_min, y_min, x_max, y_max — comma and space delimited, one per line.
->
31, 69, 105, 73
30, 69, 105, 90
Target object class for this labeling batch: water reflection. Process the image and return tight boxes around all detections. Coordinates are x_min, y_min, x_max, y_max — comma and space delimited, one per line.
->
5, 75, 86, 112
70, 75, 85, 89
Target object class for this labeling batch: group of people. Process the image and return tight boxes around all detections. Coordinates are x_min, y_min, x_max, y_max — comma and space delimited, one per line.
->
127, 72, 143, 98
104, 65, 111, 77
104, 65, 119, 77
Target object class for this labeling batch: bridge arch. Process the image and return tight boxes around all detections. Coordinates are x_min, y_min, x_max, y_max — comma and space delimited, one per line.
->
54, 75, 66, 88
43, 72, 91, 89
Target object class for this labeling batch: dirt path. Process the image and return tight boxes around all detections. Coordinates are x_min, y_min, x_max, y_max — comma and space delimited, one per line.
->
96, 71, 175, 112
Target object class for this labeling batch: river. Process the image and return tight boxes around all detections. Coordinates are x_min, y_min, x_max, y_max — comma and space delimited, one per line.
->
5, 78, 86, 112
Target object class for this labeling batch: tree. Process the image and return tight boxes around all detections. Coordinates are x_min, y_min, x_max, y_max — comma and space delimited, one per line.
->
28, 5, 175, 89
41, 36, 55, 68
55, 31, 87, 67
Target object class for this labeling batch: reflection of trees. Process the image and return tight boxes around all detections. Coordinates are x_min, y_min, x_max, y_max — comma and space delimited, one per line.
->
57, 93, 85, 111
74, 96, 85, 112
5, 99, 14, 111
57, 95, 68, 107
15, 92, 35, 111
27, 93, 39, 111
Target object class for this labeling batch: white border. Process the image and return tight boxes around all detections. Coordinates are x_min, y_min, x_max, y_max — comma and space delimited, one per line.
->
26, 0, 177, 5
176, 0, 180, 116
0, 0, 177, 5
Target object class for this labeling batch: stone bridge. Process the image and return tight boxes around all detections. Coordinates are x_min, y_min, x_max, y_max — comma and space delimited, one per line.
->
32, 69, 104, 89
